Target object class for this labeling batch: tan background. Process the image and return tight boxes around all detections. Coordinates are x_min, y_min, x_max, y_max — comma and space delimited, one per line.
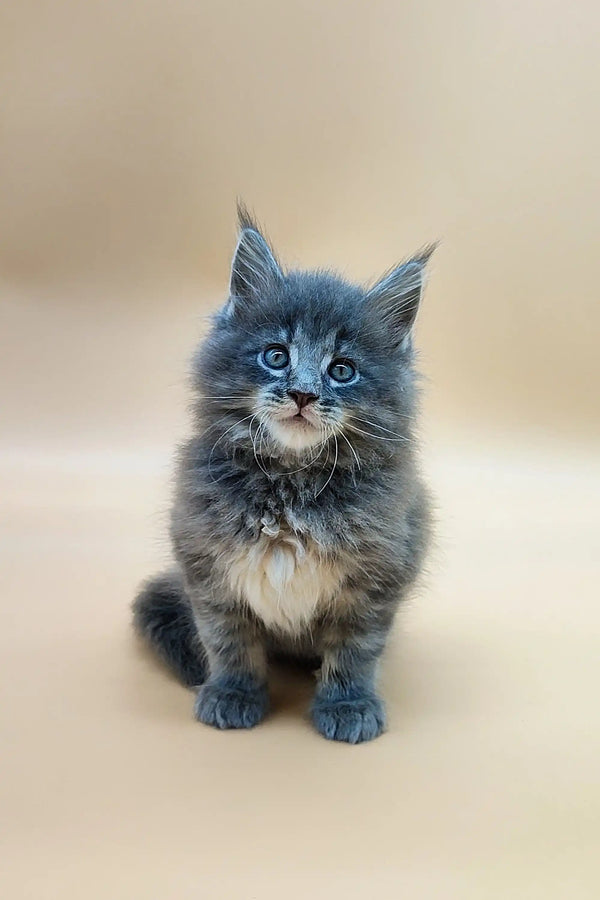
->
2, 2, 599, 898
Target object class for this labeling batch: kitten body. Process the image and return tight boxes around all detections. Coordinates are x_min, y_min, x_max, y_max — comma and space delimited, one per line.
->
134, 208, 434, 743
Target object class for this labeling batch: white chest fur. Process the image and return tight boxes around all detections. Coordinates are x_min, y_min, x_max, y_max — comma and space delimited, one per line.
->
226, 516, 343, 635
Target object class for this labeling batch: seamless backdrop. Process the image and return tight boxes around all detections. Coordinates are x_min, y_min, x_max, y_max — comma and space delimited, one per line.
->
2, 3, 599, 899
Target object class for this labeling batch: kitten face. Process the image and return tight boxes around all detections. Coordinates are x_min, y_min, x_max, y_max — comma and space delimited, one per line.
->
194, 209, 434, 459
251, 317, 363, 452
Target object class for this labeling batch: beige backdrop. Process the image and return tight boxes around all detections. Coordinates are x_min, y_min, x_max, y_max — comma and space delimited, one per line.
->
2, 2, 599, 899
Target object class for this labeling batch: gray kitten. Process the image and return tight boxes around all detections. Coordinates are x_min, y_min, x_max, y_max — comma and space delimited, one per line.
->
133, 206, 434, 743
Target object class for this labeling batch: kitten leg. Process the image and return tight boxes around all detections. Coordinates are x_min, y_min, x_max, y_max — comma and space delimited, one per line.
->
190, 597, 269, 730
311, 621, 389, 744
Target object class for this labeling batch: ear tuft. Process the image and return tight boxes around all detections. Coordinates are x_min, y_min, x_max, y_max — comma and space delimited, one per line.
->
366, 243, 437, 341
227, 203, 282, 310
236, 199, 261, 233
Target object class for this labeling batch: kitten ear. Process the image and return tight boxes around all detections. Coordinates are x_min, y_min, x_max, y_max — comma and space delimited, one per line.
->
366, 244, 437, 343
228, 204, 282, 310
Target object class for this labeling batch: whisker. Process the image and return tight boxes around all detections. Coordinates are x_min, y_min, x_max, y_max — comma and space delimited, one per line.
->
200, 397, 248, 403
314, 434, 331, 481
282, 436, 329, 475
338, 430, 361, 470
201, 411, 246, 440
258, 415, 269, 464
208, 413, 255, 481
347, 415, 410, 439
249, 415, 272, 479
346, 423, 411, 443
315, 433, 338, 498
257, 415, 330, 476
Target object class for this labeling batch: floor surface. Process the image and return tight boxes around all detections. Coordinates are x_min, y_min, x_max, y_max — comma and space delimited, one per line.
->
2, 443, 599, 899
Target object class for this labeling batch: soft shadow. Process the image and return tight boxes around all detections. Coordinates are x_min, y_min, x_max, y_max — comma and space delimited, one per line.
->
126, 631, 195, 721
268, 659, 317, 718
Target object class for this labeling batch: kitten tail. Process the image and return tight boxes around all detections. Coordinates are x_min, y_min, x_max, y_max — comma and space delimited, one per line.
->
132, 569, 207, 687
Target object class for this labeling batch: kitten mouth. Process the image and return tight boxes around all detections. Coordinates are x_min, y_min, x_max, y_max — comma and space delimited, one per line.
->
290, 416, 315, 428
282, 410, 318, 429
264, 408, 324, 451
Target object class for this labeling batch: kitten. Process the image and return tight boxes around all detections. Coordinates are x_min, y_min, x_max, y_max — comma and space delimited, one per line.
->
133, 206, 434, 743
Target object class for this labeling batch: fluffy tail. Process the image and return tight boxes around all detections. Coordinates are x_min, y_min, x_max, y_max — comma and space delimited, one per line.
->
132, 569, 207, 687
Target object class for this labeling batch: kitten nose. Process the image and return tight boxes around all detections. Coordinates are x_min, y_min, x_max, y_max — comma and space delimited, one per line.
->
288, 390, 318, 410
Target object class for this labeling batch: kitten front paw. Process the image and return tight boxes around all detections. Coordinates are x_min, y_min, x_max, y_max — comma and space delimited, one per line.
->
311, 692, 386, 744
194, 678, 269, 730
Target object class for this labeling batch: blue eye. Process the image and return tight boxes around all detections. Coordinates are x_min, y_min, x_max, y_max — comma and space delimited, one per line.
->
263, 345, 289, 369
328, 359, 356, 383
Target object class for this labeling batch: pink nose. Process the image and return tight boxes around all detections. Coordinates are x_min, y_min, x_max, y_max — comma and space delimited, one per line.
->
288, 391, 318, 410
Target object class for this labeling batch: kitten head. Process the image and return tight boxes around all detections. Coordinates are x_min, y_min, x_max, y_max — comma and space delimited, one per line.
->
194, 206, 434, 460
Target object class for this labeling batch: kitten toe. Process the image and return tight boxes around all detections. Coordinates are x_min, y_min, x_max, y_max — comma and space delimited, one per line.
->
195, 679, 269, 730
311, 693, 386, 744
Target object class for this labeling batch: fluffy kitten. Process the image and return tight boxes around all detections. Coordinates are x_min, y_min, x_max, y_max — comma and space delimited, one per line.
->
133, 206, 434, 743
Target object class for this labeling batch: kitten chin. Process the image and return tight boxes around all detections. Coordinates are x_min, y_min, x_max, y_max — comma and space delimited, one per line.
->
265, 415, 324, 452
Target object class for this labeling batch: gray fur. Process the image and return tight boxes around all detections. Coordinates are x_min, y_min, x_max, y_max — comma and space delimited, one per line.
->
134, 206, 434, 743
132, 570, 207, 687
